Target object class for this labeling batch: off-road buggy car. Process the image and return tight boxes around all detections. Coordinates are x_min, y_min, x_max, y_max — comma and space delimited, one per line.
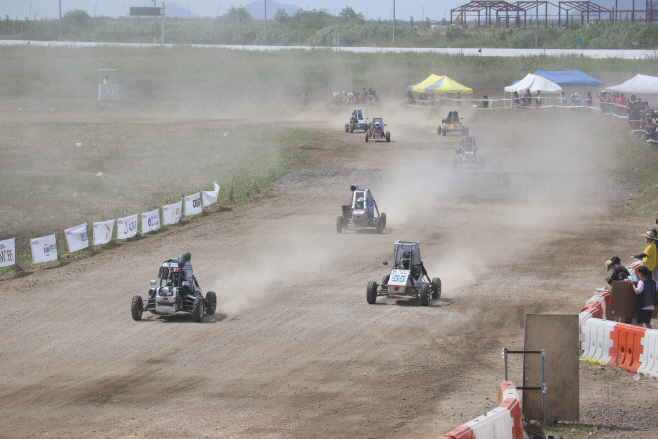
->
453, 135, 485, 168
365, 118, 390, 142
337, 185, 386, 233
366, 241, 441, 306
131, 252, 216, 323
438, 111, 468, 137
345, 108, 368, 133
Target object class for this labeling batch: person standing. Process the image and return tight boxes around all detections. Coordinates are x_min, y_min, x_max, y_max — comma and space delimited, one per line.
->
606, 256, 630, 286
629, 230, 658, 280
560, 91, 567, 106
632, 266, 656, 329
585, 91, 593, 113
535, 91, 542, 108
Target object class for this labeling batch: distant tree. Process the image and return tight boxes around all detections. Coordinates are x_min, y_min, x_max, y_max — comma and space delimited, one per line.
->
410, 16, 414, 27
226, 6, 252, 21
275, 8, 290, 23
338, 7, 364, 22
63, 9, 91, 26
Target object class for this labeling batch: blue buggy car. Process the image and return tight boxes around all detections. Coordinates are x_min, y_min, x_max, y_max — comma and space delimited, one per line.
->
345, 108, 368, 133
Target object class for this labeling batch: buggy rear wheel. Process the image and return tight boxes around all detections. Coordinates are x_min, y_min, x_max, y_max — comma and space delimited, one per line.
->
442, 128, 446, 136
437, 126, 441, 135
336, 216, 343, 234
375, 217, 383, 234
365, 133, 369, 142
366, 281, 378, 304
205, 291, 217, 315
344, 123, 349, 132
431, 277, 441, 300
350, 124, 354, 133
380, 213, 386, 231
131, 295, 143, 321
420, 283, 431, 306
382, 274, 390, 286
192, 297, 205, 322
386, 131, 390, 142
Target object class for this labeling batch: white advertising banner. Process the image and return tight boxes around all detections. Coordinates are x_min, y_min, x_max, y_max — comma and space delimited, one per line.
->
117, 214, 139, 240
93, 219, 115, 245
64, 223, 89, 253
141, 209, 161, 234
202, 183, 220, 207
162, 201, 182, 226
0, 238, 16, 267
184, 192, 202, 216
31, 233, 58, 264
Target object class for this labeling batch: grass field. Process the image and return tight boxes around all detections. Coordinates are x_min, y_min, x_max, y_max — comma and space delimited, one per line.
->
0, 120, 313, 272
3, 45, 658, 102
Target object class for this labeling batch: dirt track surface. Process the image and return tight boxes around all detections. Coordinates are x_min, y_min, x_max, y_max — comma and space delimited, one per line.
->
1, 106, 657, 438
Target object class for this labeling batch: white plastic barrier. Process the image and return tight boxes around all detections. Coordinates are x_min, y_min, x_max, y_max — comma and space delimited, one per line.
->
581, 318, 616, 364
465, 406, 514, 438
579, 310, 595, 354
638, 329, 658, 379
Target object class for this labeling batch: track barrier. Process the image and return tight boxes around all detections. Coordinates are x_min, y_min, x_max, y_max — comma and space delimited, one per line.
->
609, 324, 646, 372
436, 381, 523, 439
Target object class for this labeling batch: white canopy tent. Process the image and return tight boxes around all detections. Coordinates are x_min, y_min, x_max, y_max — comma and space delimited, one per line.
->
607, 74, 658, 94
504, 73, 563, 93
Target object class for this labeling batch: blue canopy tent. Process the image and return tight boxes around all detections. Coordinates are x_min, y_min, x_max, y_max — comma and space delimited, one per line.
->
531, 69, 604, 87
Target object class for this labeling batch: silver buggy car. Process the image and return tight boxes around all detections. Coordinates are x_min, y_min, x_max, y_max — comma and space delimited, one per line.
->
336, 185, 386, 233
366, 241, 441, 306
131, 252, 217, 322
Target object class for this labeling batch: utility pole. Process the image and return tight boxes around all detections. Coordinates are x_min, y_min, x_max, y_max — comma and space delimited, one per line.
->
153, 0, 157, 43
58, 0, 62, 39
264, 0, 266, 39
535, 0, 538, 46
393, 0, 396, 45
161, 2, 165, 45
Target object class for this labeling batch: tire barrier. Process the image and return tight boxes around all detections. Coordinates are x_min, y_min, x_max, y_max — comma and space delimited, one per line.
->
437, 381, 523, 439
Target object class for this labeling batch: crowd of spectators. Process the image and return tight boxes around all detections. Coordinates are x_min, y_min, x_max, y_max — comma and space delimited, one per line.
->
604, 220, 658, 328
329, 88, 379, 106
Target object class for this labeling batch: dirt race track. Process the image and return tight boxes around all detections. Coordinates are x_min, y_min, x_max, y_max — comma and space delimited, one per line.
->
1, 106, 658, 439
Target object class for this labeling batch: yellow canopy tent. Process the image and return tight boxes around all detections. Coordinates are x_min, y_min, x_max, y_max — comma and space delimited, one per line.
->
407, 74, 473, 94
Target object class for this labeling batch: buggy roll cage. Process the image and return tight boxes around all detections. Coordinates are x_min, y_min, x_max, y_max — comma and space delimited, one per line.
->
349, 185, 381, 216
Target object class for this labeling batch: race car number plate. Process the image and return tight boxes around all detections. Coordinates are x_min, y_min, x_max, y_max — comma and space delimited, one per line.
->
387, 270, 409, 287
157, 305, 175, 312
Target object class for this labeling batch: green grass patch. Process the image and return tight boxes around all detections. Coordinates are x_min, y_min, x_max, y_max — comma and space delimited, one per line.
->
0, 121, 313, 276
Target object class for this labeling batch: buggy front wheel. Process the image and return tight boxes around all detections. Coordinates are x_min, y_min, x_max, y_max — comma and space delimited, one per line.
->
420, 283, 431, 306
380, 213, 386, 231
431, 277, 441, 300
437, 126, 441, 135
366, 281, 378, 304
365, 133, 369, 142
131, 295, 143, 321
386, 131, 391, 142
192, 297, 205, 322
205, 291, 217, 315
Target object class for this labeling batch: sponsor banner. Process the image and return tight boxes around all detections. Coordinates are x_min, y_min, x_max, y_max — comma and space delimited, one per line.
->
202, 182, 220, 207
0, 237, 16, 268
162, 201, 182, 226
142, 209, 161, 234
184, 192, 202, 216
31, 234, 57, 264
64, 223, 89, 253
117, 214, 139, 240
93, 219, 115, 246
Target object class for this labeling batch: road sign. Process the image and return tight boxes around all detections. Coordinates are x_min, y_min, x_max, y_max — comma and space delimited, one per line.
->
632, 36, 639, 48
576, 36, 583, 46
332, 33, 340, 46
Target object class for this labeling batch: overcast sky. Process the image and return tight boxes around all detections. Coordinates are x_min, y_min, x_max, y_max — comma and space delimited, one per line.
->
0, 0, 640, 22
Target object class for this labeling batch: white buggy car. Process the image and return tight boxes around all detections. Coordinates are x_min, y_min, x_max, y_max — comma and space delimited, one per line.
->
366, 241, 441, 306
131, 252, 217, 322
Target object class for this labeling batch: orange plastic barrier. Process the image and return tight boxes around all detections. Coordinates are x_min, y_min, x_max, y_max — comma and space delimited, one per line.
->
608, 323, 647, 372
438, 426, 474, 439
498, 399, 523, 439
581, 300, 603, 319
594, 290, 612, 320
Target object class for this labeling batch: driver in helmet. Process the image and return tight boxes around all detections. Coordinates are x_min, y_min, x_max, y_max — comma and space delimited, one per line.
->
356, 197, 365, 209
167, 268, 180, 286
400, 251, 411, 270
374, 121, 381, 131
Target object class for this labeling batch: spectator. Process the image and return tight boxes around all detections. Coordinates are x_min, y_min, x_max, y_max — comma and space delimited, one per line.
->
629, 230, 658, 280
513, 91, 520, 106
606, 256, 630, 286
585, 92, 593, 112
535, 91, 542, 107
524, 89, 532, 107
575, 93, 581, 109
632, 266, 656, 329
482, 94, 489, 108
560, 91, 567, 106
